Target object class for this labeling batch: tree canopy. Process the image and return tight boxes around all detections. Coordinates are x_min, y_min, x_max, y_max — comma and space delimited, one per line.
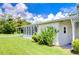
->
0, 14, 31, 34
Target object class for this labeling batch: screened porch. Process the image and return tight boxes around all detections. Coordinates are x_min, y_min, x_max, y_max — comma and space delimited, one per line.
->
23, 25, 37, 37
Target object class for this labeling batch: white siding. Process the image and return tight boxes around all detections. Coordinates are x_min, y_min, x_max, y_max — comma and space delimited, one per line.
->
71, 18, 79, 40
37, 23, 60, 45
75, 22, 79, 39
37, 20, 72, 46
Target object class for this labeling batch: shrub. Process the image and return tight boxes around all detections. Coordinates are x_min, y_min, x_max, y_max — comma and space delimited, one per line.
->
32, 33, 38, 42
2, 21, 16, 34
72, 39, 79, 53
38, 26, 57, 46
32, 27, 57, 46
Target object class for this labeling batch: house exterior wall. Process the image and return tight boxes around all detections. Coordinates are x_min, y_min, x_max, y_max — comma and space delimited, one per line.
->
75, 22, 79, 39
58, 20, 72, 46
72, 19, 79, 39
37, 22, 60, 46
71, 17, 79, 40
22, 19, 72, 46
37, 20, 72, 46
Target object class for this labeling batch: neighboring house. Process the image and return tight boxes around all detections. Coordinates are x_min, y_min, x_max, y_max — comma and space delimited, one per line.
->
22, 4, 79, 46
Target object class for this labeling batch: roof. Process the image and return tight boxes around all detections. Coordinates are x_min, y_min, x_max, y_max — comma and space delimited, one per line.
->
21, 16, 71, 27
33, 16, 71, 25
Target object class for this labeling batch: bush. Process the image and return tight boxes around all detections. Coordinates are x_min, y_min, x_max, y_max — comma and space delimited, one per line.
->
32, 33, 38, 42
38, 27, 57, 46
72, 39, 79, 53
2, 21, 16, 34
32, 26, 57, 46
16, 28, 23, 33
0, 25, 3, 33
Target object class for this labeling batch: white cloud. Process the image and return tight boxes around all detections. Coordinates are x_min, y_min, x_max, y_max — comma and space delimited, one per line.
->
46, 13, 55, 20
1, 3, 72, 24
32, 12, 69, 24
2, 3, 28, 16
26, 12, 33, 19
54, 12, 69, 19
60, 6, 76, 14
2, 3, 28, 19
32, 15, 46, 23
3, 3, 14, 10
55, 12, 65, 19
32, 14, 54, 23
2, 3, 15, 15
15, 3, 28, 12
48, 13, 54, 19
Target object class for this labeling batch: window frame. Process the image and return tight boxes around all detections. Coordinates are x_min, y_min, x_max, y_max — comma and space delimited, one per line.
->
63, 26, 66, 34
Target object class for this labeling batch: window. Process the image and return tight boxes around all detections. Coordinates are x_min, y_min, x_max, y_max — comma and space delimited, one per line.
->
27, 27, 28, 35
77, 6, 79, 10
64, 27, 66, 34
32, 26, 34, 35
35, 26, 37, 32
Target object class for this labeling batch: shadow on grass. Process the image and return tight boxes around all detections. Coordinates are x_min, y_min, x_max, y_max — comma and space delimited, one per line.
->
32, 40, 55, 47
71, 49, 79, 55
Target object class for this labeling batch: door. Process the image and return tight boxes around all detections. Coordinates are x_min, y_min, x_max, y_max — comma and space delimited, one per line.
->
61, 25, 70, 45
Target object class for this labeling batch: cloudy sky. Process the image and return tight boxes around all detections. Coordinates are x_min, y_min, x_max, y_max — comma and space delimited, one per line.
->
0, 3, 76, 23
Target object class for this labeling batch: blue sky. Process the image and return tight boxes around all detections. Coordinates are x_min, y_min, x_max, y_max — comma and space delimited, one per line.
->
0, 3, 76, 23
0, 3, 76, 15
26, 3, 75, 15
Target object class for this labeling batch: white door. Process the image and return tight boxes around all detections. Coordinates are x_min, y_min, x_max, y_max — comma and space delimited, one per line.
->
61, 25, 70, 45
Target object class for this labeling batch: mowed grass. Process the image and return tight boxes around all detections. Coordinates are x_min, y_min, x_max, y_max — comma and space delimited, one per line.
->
0, 35, 71, 55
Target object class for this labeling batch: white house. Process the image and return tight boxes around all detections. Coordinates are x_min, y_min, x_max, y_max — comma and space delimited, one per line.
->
22, 4, 79, 46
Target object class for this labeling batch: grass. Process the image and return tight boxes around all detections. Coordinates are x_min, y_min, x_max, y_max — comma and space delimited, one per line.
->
0, 34, 21, 36
0, 34, 71, 55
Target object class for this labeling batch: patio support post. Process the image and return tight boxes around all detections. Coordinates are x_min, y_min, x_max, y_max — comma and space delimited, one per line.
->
31, 26, 32, 35
71, 19, 75, 41
26, 27, 27, 35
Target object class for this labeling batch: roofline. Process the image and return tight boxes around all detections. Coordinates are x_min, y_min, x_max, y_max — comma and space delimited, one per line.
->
21, 16, 71, 27
34, 16, 71, 25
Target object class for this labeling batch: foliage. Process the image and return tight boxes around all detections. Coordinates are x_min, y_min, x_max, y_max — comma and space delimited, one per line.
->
0, 14, 31, 34
72, 39, 79, 53
2, 18, 16, 34
32, 26, 57, 46
32, 33, 41, 42
39, 27, 57, 46
16, 19, 30, 33
32, 33, 38, 42
0, 25, 3, 33
0, 20, 5, 33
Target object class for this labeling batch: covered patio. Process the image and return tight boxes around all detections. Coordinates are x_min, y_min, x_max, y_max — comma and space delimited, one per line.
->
22, 25, 37, 38
71, 15, 79, 41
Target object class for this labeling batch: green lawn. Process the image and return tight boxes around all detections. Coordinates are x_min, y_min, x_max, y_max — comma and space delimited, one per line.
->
0, 35, 71, 55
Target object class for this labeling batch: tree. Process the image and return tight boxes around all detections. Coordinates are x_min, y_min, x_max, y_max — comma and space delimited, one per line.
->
0, 19, 5, 33
16, 18, 31, 33
0, 14, 31, 34
2, 18, 16, 34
